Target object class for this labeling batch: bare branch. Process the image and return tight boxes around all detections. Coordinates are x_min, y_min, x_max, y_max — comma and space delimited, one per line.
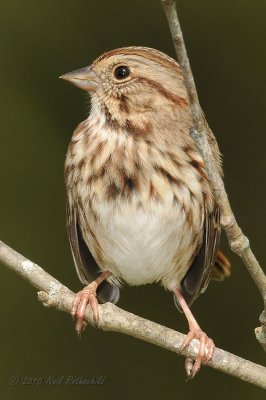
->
1, 0, 265, 389
0, 239, 266, 389
161, 0, 266, 350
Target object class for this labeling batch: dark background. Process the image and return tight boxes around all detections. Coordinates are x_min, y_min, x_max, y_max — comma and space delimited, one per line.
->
0, 0, 265, 399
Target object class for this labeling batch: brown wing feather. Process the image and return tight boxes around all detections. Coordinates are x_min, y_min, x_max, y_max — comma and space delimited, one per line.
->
175, 207, 221, 309
66, 200, 120, 304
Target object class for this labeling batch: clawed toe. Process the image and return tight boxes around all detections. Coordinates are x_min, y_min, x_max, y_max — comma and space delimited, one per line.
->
70, 272, 112, 335
71, 283, 99, 334
182, 329, 215, 379
174, 288, 215, 379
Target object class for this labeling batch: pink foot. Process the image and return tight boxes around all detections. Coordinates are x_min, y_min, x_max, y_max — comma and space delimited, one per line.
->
174, 288, 215, 379
71, 281, 99, 334
181, 329, 215, 379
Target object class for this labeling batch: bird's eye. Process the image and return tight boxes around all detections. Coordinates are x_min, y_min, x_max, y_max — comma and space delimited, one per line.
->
114, 65, 130, 80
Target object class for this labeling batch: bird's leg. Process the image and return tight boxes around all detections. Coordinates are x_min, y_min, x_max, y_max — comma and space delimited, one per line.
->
72, 270, 112, 334
174, 288, 215, 379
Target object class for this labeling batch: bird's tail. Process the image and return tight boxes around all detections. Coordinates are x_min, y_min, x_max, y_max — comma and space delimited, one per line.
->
211, 250, 231, 280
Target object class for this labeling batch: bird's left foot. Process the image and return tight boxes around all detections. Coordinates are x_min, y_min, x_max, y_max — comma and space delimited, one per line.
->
71, 270, 112, 335
71, 281, 99, 334
181, 328, 215, 379
174, 288, 215, 379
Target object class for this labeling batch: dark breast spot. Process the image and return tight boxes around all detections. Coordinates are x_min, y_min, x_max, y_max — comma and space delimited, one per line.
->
77, 158, 85, 169
182, 145, 193, 154
189, 159, 208, 181
186, 208, 194, 228
190, 159, 200, 169
89, 140, 107, 167
124, 176, 135, 191
105, 182, 120, 200
124, 119, 152, 137
173, 194, 179, 207
149, 181, 162, 202
121, 173, 140, 197
64, 163, 75, 178
154, 165, 182, 186
103, 104, 120, 130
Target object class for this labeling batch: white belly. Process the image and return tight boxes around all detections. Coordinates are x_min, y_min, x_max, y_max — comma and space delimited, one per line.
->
87, 199, 197, 290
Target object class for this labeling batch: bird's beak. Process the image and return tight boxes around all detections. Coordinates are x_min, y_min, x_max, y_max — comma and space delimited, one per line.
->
59, 66, 98, 91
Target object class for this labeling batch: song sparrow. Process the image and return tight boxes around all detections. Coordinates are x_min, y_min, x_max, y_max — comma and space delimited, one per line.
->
61, 47, 230, 378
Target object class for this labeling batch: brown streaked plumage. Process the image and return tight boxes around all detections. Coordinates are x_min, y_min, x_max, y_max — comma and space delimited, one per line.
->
61, 46, 230, 378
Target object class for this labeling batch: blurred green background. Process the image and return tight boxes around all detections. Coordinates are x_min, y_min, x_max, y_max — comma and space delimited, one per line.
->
0, 0, 265, 399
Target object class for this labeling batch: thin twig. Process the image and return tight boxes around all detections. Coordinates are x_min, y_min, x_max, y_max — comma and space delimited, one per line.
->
0, 239, 266, 389
161, 0, 266, 350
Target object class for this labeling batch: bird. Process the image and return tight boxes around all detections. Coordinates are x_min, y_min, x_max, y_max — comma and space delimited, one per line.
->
60, 46, 230, 378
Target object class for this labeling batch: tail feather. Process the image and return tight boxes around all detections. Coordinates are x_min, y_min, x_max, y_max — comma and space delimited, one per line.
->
211, 250, 231, 281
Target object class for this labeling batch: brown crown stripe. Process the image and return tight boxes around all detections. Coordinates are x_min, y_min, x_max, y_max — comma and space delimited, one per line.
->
136, 77, 188, 107
94, 46, 182, 75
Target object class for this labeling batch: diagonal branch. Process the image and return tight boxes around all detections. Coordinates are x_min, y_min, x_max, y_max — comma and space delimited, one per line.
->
1, 0, 265, 390
0, 239, 266, 389
161, 0, 266, 351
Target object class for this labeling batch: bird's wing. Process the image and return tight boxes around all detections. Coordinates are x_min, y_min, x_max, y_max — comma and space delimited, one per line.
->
66, 199, 120, 304
175, 206, 221, 309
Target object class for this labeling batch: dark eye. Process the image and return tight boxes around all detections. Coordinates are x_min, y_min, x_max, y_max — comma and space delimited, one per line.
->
114, 65, 130, 80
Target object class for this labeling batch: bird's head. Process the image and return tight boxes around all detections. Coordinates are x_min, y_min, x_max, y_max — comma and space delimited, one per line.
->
60, 47, 190, 138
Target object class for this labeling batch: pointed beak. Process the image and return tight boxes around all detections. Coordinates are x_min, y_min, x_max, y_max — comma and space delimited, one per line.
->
59, 65, 98, 91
